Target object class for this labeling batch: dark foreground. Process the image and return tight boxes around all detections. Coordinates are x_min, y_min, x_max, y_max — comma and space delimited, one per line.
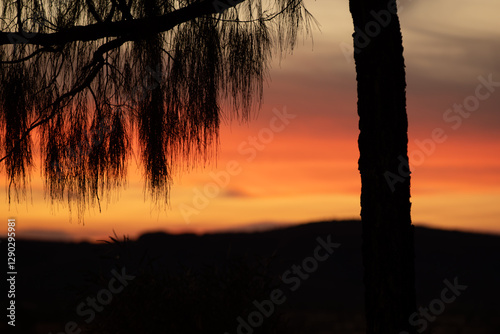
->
1, 220, 499, 333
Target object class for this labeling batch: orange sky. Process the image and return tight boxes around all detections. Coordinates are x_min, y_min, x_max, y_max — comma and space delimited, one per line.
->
1, 0, 500, 241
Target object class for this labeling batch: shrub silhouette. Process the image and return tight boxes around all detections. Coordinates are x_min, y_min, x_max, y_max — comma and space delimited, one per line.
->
80, 235, 286, 333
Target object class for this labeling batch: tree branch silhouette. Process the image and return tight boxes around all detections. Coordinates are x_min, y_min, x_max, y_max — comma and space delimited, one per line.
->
0, 1, 242, 46
0, 37, 126, 165
0, 0, 311, 219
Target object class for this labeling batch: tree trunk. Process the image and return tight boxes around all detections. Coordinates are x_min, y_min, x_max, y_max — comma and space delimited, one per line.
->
349, 0, 417, 333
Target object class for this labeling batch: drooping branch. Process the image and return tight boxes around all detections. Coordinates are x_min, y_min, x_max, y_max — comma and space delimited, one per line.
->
0, 0, 243, 46
0, 45, 60, 64
115, 0, 134, 20
0, 37, 127, 165
16, 0, 23, 32
86, 0, 104, 23
0, 0, 312, 220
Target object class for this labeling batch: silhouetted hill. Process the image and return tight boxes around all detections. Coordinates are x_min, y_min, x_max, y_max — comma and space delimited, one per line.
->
1, 220, 499, 333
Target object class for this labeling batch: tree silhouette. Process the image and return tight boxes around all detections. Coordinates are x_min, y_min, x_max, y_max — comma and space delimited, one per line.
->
0, 0, 315, 215
349, 0, 416, 333
0, 0, 416, 333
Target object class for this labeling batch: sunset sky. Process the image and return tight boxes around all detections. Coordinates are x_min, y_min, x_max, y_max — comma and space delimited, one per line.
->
2, 0, 499, 242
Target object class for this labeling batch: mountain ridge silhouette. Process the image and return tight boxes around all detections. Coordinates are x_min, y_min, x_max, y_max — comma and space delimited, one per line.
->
2, 220, 499, 333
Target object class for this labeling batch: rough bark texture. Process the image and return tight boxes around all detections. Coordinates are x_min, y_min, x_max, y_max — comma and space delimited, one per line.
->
349, 0, 417, 333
